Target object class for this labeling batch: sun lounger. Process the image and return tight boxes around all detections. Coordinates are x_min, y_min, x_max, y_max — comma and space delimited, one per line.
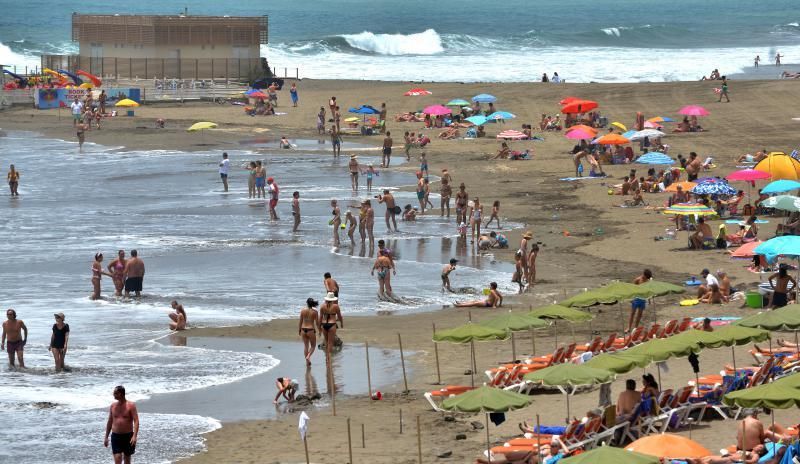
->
658, 319, 679, 338
638, 324, 661, 344
424, 385, 476, 411
609, 327, 644, 350
676, 317, 693, 333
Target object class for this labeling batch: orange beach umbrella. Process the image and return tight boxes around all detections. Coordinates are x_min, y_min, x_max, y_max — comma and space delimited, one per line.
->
627, 434, 710, 459
561, 100, 598, 114
664, 181, 697, 192
565, 124, 598, 135
594, 133, 630, 145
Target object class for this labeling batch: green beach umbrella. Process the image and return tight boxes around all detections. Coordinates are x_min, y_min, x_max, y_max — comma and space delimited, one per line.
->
523, 364, 616, 420
527, 304, 593, 350
442, 385, 533, 460
446, 98, 470, 106
638, 280, 686, 324
480, 311, 549, 361
433, 322, 508, 387
723, 372, 800, 409
560, 445, 660, 464
586, 351, 652, 374
561, 282, 657, 334
736, 304, 800, 351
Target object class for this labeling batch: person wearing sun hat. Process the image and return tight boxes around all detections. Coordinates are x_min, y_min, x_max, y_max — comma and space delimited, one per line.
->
50, 312, 70, 372
319, 292, 342, 358
348, 154, 360, 191
520, 230, 533, 283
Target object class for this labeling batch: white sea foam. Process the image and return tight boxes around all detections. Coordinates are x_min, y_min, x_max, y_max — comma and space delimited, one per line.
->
340, 29, 444, 55
0, 41, 40, 71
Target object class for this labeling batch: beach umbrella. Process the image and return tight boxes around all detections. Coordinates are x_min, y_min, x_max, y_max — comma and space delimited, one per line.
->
594, 134, 630, 145
247, 91, 268, 99
465, 115, 488, 126
638, 280, 685, 321
762, 195, 800, 212
726, 169, 772, 182
187, 121, 218, 132
560, 445, 660, 464
635, 152, 674, 165
647, 116, 674, 123
404, 88, 431, 96
115, 99, 139, 107
690, 178, 737, 196
627, 434, 710, 459
662, 203, 716, 216
585, 351, 652, 374
348, 105, 380, 114
664, 181, 697, 193
562, 282, 657, 335
678, 105, 710, 116
344, 117, 360, 123
643, 121, 663, 129
446, 99, 470, 106
755, 153, 800, 181
723, 372, 800, 409
729, 241, 763, 259
480, 311, 548, 361
441, 385, 532, 462
628, 129, 666, 141
433, 322, 508, 386
496, 130, 527, 140
621, 130, 638, 139
610, 121, 627, 131
565, 128, 595, 140
527, 304, 593, 350
472, 94, 496, 103
566, 124, 598, 135
561, 100, 598, 114
523, 364, 616, 420
487, 111, 516, 120
762, 179, 800, 194
754, 236, 800, 263
559, 96, 580, 105
736, 305, 800, 331
423, 105, 452, 116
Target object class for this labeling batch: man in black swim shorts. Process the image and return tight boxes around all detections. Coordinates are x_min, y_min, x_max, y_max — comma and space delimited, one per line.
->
104, 385, 139, 464
123, 250, 145, 298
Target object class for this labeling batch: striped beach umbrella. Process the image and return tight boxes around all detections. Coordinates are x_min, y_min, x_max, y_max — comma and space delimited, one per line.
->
690, 178, 737, 196
496, 130, 527, 140
662, 203, 717, 216
635, 152, 674, 165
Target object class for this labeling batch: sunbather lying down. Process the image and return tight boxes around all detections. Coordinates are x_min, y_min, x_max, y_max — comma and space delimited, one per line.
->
394, 112, 424, 122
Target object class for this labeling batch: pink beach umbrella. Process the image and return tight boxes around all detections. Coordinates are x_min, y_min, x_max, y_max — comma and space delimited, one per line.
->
726, 169, 772, 182
565, 128, 595, 140
643, 121, 663, 129
678, 105, 710, 116
496, 130, 528, 140
423, 104, 453, 116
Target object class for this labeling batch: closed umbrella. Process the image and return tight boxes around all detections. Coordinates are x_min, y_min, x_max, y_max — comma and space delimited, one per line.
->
472, 94, 496, 103
635, 152, 674, 165
523, 364, 616, 421
404, 88, 431, 96
433, 322, 508, 386
762, 179, 800, 194
627, 434, 711, 459
678, 105, 710, 116
560, 446, 660, 464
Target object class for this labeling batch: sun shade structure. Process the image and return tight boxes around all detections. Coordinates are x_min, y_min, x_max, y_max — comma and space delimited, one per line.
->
115, 98, 139, 107
488, 111, 516, 120
566, 124, 598, 135
723, 372, 800, 409
465, 115, 488, 126
736, 304, 800, 331
480, 311, 548, 361
761, 195, 800, 212
726, 169, 772, 182
560, 446, 660, 464
496, 130, 527, 140
565, 128, 596, 140
594, 134, 630, 145
664, 181, 697, 192
762, 179, 800, 194
611, 121, 627, 131
755, 153, 800, 180
404, 88, 431, 96
348, 105, 380, 114
730, 241, 763, 259
638, 280, 685, 297
628, 129, 665, 141
187, 122, 218, 132
446, 99, 470, 106
523, 364, 616, 420
423, 105, 452, 116
753, 236, 800, 262
662, 203, 717, 216
635, 152, 674, 165
472, 94, 496, 103
433, 322, 508, 387
561, 282, 655, 307
690, 178, 737, 196
627, 434, 711, 459
678, 105, 710, 116
585, 351, 651, 374
528, 305, 593, 322
561, 100, 598, 114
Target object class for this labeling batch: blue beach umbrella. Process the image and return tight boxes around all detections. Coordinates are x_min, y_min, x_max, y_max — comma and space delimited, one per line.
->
635, 152, 675, 165
245, 88, 262, 96
465, 115, 489, 126
691, 178, 737, 196
487, 111, 516, 120
472, 94, 496, 103
621, 130, 638, 139
754, 236, 800, 263
762, 179, 800, 195
447, 99, 471, 106
348, 105, 380, 114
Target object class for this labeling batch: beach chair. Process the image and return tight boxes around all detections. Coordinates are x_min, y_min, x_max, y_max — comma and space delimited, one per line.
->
637, 324, 661, 344
424, 385, 475, 411
609, 327, 644, 351
690, 374, 747, 420
675, 317, 693, 333
574, 336, 602, 354
596, 332, 618, 353
657, 319, 679, 338
566, 416, 604, 451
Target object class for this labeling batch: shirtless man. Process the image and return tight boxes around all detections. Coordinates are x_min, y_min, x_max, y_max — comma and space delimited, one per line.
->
455, 282, 503, 308
441, 259, 457, 292
348, 155, 360, 191
685, 152, 702, 181
377, 189, 398, 232
629, 269, 652, 332
616, 379, 640, 421
690, 217, 713, 250
382, 131, 393, 168
768, 264, 797, 308
738, 410, 781, 452
2, 309, 27, 368
104, 385, 139, 464
292, 191, 301, 232
324, 272, 339, 298
123, 250, 145, 298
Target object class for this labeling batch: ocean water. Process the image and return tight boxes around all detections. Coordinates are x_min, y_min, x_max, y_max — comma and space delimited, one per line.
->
0, 131, 514, 462
1, 1, 799, 82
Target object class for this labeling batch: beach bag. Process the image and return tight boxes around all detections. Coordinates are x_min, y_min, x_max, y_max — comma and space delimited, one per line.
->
392, 206, 402, 214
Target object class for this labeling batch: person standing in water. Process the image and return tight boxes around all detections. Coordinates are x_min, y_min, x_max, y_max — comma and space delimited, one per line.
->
440, 177, 452, 218
441, 258, 458, 293
364, 199, 375, 249
382, 131, 393, 168
104, 385, 139, 464
344, 211, 357, 246
169, 301, 187, 331
255, 161, 266, 199
247, 162, 257, 199
77, 123, 87, 152
2, 308, 27, 368
123, 250, 145, 298
7, 164, 19, 196
267, 177, 280, 220
324, 272, 340, 298
292, 191, 301, 232
107, 250, 127, 297
377, 190, 398, 232
348, 155, 360, 191
330, 199, 341, 246
372, 249, 396, 299
49, 312, 69, 372
319, 292, 343, 359
455, 183, 469, 224
317, 106, 326, 135
330, 126, 342, 158
754, 55, 760, 68
485, 201, 501, 228
218, 152, 230, 192
366, 164, 375, 193
469, 197, 483, 243
776, 52, 783, 66
299, 297, 319, 366
416, 172, 426, 213
91, 253, 113, 300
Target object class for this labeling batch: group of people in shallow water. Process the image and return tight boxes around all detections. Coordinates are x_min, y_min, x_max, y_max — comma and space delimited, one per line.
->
91, 249, 145, 300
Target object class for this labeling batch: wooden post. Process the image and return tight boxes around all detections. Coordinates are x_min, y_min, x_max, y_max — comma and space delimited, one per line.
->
416, 415, 423, 464
529, 326, 536, 356
328, 358, 336, 416
433, 323, 441, 384
398, 333, 409, 393
347, 417, 353, 464
485, 413, 491, 464
652, 297, 658, 325
284, 67, 287, 78
365, 341, 373, 399
469, 340, 476, 387
399, 409, 403, 434
361, 423, 365, 448
731, 346, 737, 373
303, 436, 310, 464
511, 331, 517, 362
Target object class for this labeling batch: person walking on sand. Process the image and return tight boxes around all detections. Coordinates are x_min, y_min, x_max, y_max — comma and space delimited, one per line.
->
2, 308, 27, 368
107, 250, 127, 297
7, 164, 19, 197
70, 97, 83, 127
377, 189, 399, 232
372, 249, 396, 299
455, 282, 503, 308
324, 272, 340, 298
104, 385, 139, 464
404, 131, 412, 160
319, 292, 343, 358
123, 250, 145, 298
291, 191, 301, 232
49, 312, 69, 372
382, 131, 393, 168
628, 269, 653, 332
299, 297, 319, 366
441, 258, 458, 293
91, 253, 113, 300
267, 177, 280, 220
348, 155, 360, 191
289, 83, 299, 107
485, 200, 500, 228
718, 76, 730, 103
169, 301, 187, 331
330, 199, 342, 246
218, 152, 230, 192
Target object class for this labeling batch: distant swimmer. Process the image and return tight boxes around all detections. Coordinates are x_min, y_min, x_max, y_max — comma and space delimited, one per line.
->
320, 292, 343, 358
299, 297, 320, 366
107, 250, 127, 297
273, 377, 298, 404
292, 191, 301, 232
441, 258, 458, 293
279, 136, 292, 149
123, 250, 145, 298
2, 308, 27, 368
169, 301, 187, 331
91, 253, 113, 300
50, 312, 70, 372
455, 282, 503, 308
104, 385, 139, 464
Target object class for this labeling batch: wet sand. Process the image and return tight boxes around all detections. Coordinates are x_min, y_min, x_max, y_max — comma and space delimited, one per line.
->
3, 78, 800, 463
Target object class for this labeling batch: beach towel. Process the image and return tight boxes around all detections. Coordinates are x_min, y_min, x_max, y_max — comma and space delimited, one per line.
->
531, 425, 566, 435
679, 299, 700, 306
559, 177, 607, 181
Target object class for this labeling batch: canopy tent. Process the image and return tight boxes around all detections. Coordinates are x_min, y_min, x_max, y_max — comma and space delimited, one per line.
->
755, 153, 800, 181
523, 364, 616, 420
479, 311, 548, 361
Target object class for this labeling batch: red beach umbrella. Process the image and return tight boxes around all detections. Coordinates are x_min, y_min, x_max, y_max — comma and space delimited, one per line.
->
404, 88, 432, 96
561, 100, 598, 114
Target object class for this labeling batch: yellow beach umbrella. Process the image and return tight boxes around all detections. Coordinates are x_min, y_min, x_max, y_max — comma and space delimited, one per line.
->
115, 99, 140, 108
78, 82, 93, 89
755, 153, 800, 180
611, 121, 627, 131
187, 122, 218, 132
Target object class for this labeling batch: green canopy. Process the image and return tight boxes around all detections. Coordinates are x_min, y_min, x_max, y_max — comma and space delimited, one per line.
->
432, 322, 509, 343
723, 372, 800, 409
441, 384, 532, 413
701, 325, 770, 348
736, 305, 800, 331
585, 351, 652, 374
560, 446, 660, 464
480, 312, 549, 332
523, 363, 616, 388
527, 304, 593, 322
561, 281, 656, 308
638, 280, 686, 296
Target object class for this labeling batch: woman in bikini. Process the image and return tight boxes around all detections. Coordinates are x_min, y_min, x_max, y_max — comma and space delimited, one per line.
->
298, 298, 320, 366
455, 282, 503, 308
356, 201, 368, 245
169, 300, 187, 331
330, 199, 342, 246
371, 249, 396, 299
455, 183, 469, 224
469, 197, 483, 243
91, 253, 112, 300
107, 250, 127, 297
319, 293, 343, 359
344, 211, 357, 246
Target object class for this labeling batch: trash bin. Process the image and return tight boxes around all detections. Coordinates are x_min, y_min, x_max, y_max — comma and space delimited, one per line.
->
746, 292, 763, 309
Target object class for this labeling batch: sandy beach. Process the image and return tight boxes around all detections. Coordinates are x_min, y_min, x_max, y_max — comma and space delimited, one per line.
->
3, 77, 800, 463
